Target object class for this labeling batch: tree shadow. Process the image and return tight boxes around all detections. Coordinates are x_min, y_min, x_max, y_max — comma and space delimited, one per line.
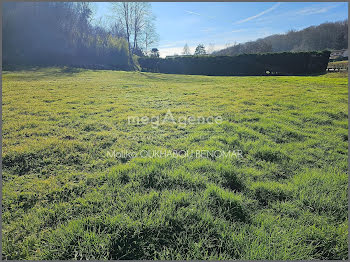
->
2, 66, 84, 81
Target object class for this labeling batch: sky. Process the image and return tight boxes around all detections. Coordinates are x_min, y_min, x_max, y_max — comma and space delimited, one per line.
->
92, 2, 348, 57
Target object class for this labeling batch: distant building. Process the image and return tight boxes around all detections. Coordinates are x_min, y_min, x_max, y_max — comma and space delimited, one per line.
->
330, 49, 348, 60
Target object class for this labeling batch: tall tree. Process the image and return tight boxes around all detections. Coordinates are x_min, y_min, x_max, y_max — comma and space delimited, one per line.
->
131, 3, 151, 52
150, 48, 159, 57
141, 19, 159, 56
111, 2, 133, 62
3, 2, 130, 69
182, 44, 191, 55
194, 44, 206, 55
207, 43, 215, 54
111, 2, 157, 58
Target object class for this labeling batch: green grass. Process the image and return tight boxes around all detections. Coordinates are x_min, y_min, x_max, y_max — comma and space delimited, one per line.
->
2, 67, 348, 260
329, 60, 348, 66
328, 60, 348, 71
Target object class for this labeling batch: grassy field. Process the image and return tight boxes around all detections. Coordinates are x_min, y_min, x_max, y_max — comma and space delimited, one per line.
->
328, 60, 348, 70
2, 68, 348, 260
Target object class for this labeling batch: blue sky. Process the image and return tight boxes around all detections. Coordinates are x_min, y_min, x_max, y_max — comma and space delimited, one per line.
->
92, 2, 348, 57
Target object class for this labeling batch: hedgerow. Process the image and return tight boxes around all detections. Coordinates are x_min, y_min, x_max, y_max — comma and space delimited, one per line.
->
138, 51, 331, 76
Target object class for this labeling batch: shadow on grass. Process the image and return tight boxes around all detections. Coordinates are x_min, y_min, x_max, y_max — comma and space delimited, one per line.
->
2, 66, 85, 81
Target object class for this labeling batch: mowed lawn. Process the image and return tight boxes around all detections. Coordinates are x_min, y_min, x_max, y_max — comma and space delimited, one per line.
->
2, 68, 348, 260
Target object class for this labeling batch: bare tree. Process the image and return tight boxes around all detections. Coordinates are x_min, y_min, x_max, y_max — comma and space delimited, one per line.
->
207, 43, 215, 54
141, 19, 159, 56
182, 44, 191, 55
111, 2, 133, 60
111, 2, 157, 58
131, 2, 151, 53
110, 20, 126, 39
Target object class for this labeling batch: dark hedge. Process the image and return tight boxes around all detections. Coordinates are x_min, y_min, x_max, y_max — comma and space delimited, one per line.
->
138, 51, 331, 76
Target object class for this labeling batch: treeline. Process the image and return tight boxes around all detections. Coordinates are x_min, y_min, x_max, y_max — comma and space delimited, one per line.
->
3, 2, 132, 69
215, 20, 348, 56
139, 51, 330, 76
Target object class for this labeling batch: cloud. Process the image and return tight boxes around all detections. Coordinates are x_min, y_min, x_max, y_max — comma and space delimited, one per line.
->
200, 27, 215, 32
255, 3, 345, 24
185, 10, 216, 19
158, 47, 184, 58
234, 2, 281, 24
231, 29, 247, 33
296, 4, 339, 15
160, 40, 190, 49
185, 10, 201, 16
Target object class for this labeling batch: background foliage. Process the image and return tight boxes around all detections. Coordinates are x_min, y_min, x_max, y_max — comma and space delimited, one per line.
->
3, 2, 131, 69
215, 20, 348, 56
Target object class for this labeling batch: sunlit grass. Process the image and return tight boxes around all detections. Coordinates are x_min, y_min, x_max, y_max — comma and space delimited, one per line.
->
2, 67, 348, 259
